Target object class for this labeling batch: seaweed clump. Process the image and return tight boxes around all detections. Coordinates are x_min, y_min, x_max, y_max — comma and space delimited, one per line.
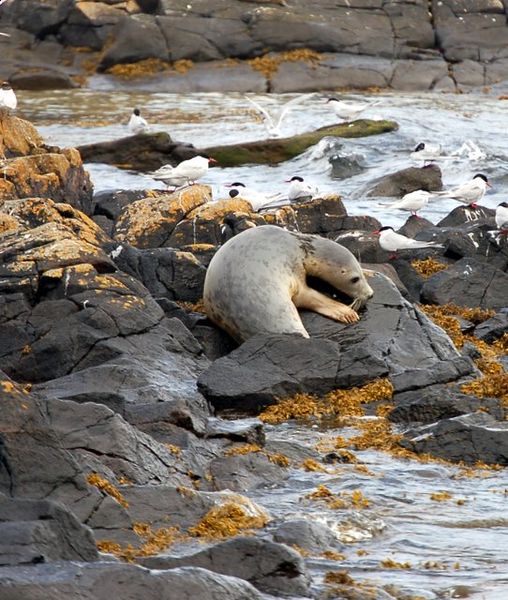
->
86, 473, 129, 508
188, 502, 270, 539
259, 378, 394, 425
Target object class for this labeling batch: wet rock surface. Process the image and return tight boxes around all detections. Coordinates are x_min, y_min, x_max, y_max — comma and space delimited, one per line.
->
140, 536, 311, 596
1, 112, 507, 598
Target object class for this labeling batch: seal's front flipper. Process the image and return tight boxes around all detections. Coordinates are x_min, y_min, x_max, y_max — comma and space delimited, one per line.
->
293, 287, 359, 324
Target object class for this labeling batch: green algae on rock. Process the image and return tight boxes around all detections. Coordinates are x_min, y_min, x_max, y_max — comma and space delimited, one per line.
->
201, 119, 398, 167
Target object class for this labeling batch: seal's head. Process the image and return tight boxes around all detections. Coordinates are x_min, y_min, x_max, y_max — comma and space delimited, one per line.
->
302, 235, 374, 310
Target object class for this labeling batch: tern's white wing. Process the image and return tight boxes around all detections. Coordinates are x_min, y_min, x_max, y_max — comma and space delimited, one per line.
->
245, 96, 275, 130
276, 93, 315, 128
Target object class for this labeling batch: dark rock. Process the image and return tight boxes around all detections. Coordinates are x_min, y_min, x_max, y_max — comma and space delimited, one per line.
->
34, 316, 207, 410
209, 450, 290, 491
0, 562, 266, 600
99, 15, 169, 71
401, 412, 508, 465
390, 386, 504, 424
77, 132, 198, 171
0, 375, 102, 522
198, 333, 387, 414
474, 310, 508, 343
421, 257, 508, 310
9, 69, 76, 90
139, 536, 310, 597
93, 189, 150, 220
301, 274, 475, 394
0, 494, 98, 566
460, 340, 483, 361
106, 242, 207, 302
3, 0, 74, 37
437, 205, 495, 228
367, 164, 443, 197
59, 2, 126, 51
433, 0, 508, 62
273, 518, 342, 553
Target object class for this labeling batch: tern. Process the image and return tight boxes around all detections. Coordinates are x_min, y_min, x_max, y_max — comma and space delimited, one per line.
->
435, 173, 491, 208
375, 226, 444, 258
0, 82, 17, 111
128, 108, 149, 134
245, 93, 314, 138
226, 182, 279, 212
383, 190, 434, 217
495, 202, 508, 233
150, 155, 217, 188
410, 142, 442, 164
286, 176, 318, 202
326, 97, 380, 122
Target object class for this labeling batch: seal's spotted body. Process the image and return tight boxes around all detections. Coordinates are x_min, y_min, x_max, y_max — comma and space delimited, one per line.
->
204, 225, 374, 342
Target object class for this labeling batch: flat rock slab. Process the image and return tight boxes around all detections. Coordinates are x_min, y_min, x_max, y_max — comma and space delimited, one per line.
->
0, 562, 266, 600
201, 120, 398, 167
402, 412, 508, 465
139, 536, 310, 596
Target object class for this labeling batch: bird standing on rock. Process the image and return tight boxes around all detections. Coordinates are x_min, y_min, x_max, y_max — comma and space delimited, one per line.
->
326, 97, 379, 122
383, 190, 434, 217
374, 226, 444, 258
495, 202, 508, 233
128, 108, 149, 134
150, 155, 217, 189
226, 182, 277, 212
0, 82, 17, 111
435, 173, 491, 208
286, 176, 317, 202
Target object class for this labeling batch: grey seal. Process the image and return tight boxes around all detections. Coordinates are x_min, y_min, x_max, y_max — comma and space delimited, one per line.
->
203, 225, 374, 342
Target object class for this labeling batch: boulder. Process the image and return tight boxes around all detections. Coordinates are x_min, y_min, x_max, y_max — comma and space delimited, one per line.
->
301, 273, 475, 394
98, 14, 169, 70
0, 495, 98, 566
113, 185, 211, 248
273, 518, 342, 554
198, 333, 387, 414
9, 69, 76, 90
421, 257, 508, 310
106, 242, 207, 302
139, 536, 310, 596
473, 310, 508, 343
402, 412, 508, 465
367, 164, 443, 197
2, 0, 74, 37
208, 450, 290, 491
0, 563, 266, 600
390, 386, 504, 424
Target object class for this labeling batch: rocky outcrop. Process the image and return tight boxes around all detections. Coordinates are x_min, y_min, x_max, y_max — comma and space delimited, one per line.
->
1, 1, 507, 91
0, 112, 93, 214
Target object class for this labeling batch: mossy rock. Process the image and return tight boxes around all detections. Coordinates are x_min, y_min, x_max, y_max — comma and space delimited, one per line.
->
202, 119, 398, 167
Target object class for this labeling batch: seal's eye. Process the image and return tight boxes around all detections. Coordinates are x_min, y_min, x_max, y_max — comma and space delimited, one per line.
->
351, 276, 360, 284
